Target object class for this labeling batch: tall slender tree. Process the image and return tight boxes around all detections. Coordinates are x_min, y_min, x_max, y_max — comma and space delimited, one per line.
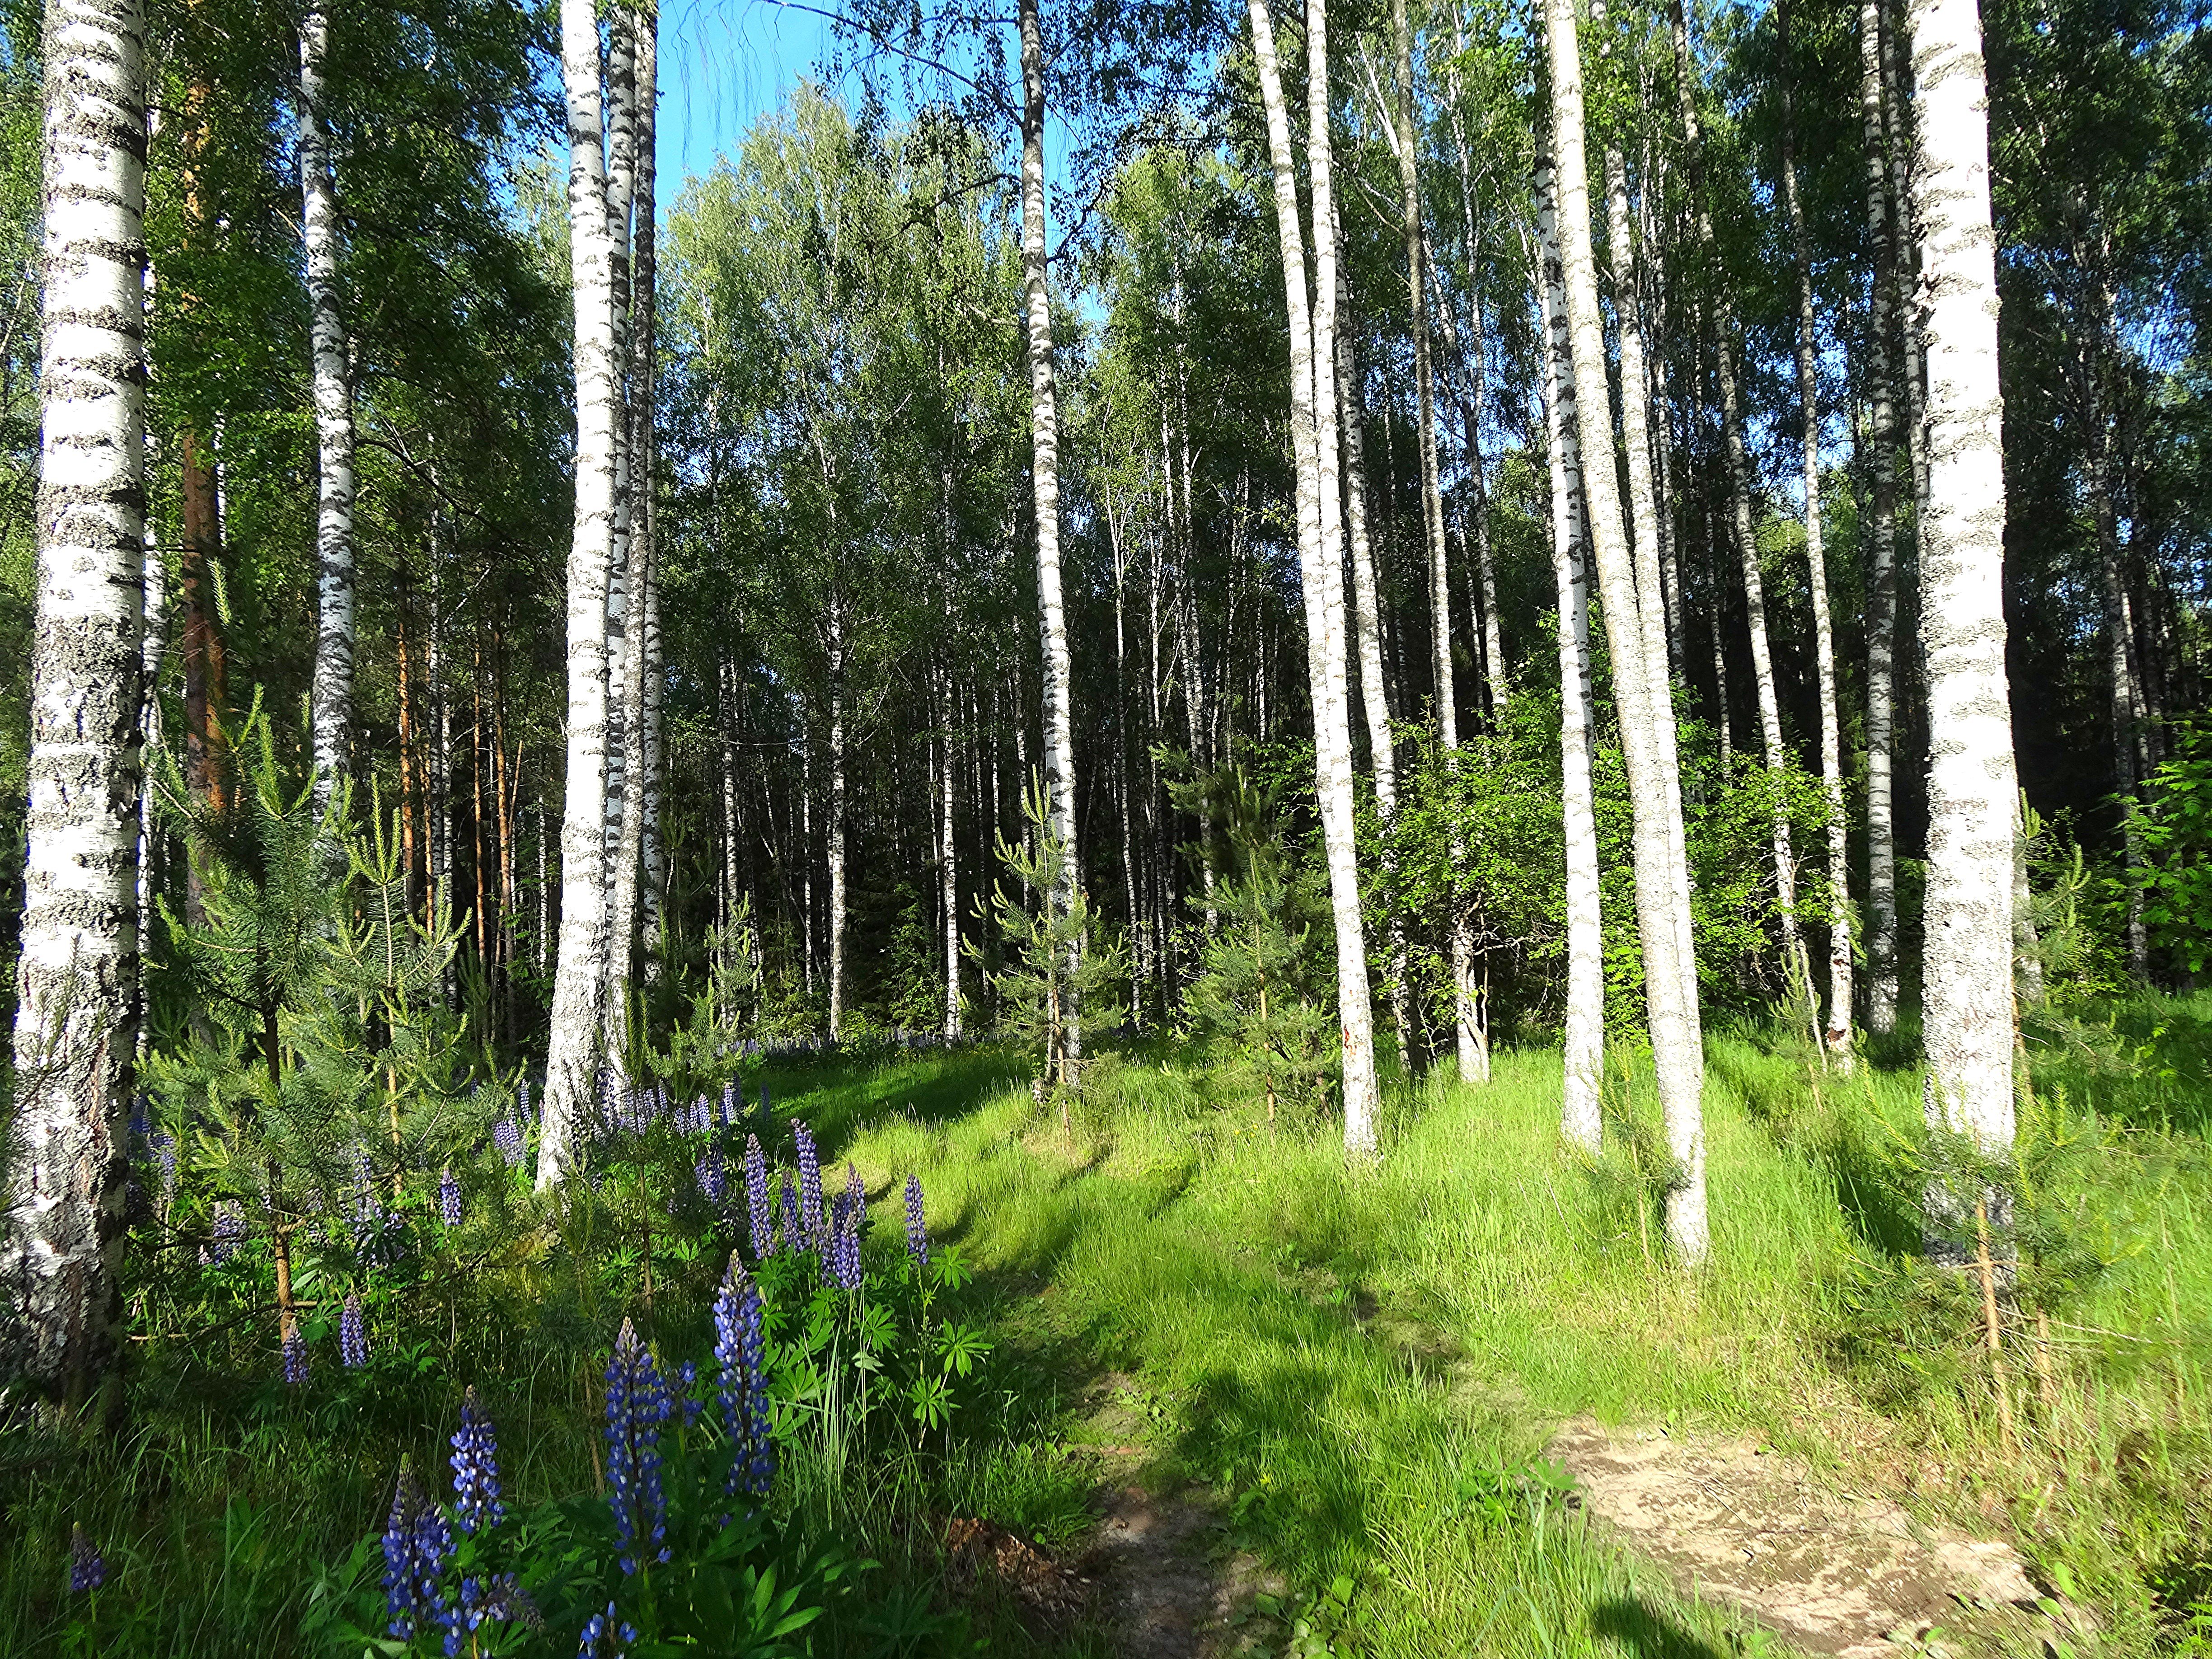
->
1248, 0, 1381, 1154
5, 0, 149, 1391
1018, 0, 1083, 1086
1537, 152, 1603, 1153
300, 0, 356, 816
1544, 0, 1707, 1260
1907, 0, 2019, 1175
538, 0, 620, 1187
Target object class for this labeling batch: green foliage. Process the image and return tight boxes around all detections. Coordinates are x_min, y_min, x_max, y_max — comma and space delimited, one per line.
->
2137, 724, 2212, 975
968, 775, 1125, 1102
1172, 757, 1333, 1122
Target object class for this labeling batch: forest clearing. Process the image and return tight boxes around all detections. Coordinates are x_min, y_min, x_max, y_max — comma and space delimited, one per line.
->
1, 0, 2208, 1651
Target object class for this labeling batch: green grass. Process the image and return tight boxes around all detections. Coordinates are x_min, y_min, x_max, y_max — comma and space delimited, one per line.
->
797, 1003, 2211, 1657
4, 1002, 2206, 1658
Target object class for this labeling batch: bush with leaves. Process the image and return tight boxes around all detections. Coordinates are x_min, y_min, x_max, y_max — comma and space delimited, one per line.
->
1171, 756, 1334, 1123
2136, 722, 2212, 976
968, 775, 1125, 1115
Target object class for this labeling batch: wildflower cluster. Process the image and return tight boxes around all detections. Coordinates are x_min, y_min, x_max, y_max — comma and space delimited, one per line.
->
714, 1267, 775, 1501
603, 1320, 673, 1575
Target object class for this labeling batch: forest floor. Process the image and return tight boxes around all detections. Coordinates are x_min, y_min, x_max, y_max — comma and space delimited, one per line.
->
776, 993, 2212, 1659
3, 996, 2206, 1658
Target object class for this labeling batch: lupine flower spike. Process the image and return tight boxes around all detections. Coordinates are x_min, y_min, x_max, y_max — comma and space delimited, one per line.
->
744, 1135, 773, 1260
381, 1461, 442, 1640
779, 1171, 798, 1254
579, 1600, 638, 1659
282, 1315, 309, 1385
342, 1291, 369, 1368
68, 1525, 105, 1593
603, 1320, 673, 1575
438, 1167, 462, 1228
450, 1385, 506, 1534
713, 1267, 775, 1501
793, 1120, 824, 1250
905, 1173, 929, 1270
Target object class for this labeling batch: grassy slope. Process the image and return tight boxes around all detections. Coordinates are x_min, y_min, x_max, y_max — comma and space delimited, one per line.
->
793, 997, 2212, 1658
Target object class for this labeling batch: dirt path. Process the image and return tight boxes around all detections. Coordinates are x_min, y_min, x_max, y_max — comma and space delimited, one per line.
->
1550, 1420, 2043, 1658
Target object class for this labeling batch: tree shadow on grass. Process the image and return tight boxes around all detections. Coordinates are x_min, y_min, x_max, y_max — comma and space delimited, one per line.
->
1589, 1597, 1731, 1659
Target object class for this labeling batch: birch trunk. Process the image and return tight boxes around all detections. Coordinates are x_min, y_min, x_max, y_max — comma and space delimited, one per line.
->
299, 0, 355, 818
536, 0, 619, 1188
1779, 0, 1855, 1062
598, 6, 636, 1018
606, 0, 656, 1032
1386, 0, 1481, 1081
633, 6, 664, 981
1597, 82, 1697, 1030
1861, 0, 1903, 1035
940, 679, 962, 1041
7, 0, 147, 1393
826, 603, 847, 1045
1249, 0, 1381, 1154
1335, 256, 1413, 1070
1908, 0, 2017, 1170
1019, 0, 1082, 1084
1671, 5, 1802, 990
1537, 156, 1604, 1153
1544, 0, 1707, 1260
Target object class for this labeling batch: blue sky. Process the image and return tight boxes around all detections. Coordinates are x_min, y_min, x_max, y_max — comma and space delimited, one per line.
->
657, 0, 844, 183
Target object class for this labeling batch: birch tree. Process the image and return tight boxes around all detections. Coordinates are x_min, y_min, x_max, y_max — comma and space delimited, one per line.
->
1777, 0, 1853, 1062
1543, 0, 1707, 1260
1536, 153, 1603, 1154
1248, 0, 1381, 1154
5, 0, 148, 1391
537, 0, 620, 1187
1907, 0, 2019, 1169
1860, 0, 1903, 1036
299, 0, 356, 817
1017, 0, 1084, 1086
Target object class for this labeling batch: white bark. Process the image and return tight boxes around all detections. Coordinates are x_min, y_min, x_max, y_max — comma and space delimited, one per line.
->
606, 0, 656, 1031
598, 6, 636, 1026
1537, 156, 1604, 1154
825, 601, 846, 1045
1671, 7, 1802, 989
1445, 10, 1507, 712
1907, 0, 2017, 1159
299, 0, 355, 818
1861, 0, 1903, 1035
939, 681, 962, 1041
1544, 0, 1706, 1261
536, 0, 619, 1188
1249, 0, 1381, 1153
7, 0, 147, 1390
1598, 106, 1697, 1033
634, 4, 664, 982
1387, 0, 1481, 1083
1779, 0, 1855, 1062
1019, 0, 1082, 1083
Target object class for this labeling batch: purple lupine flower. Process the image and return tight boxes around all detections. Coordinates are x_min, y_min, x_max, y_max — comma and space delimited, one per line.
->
579, 1600, 638, 1659
713, 1266, 775, 1500
905, 1173, 929, 1269
342, 1291, 369, 1368
676, 1360, 702, 1429
744, 1135, 772, 1260
830, 1209, 862, 1290
720, 1080, 738, 1130
211, 1198, 246, 1263
450, 1385, 506, 1534
793, 1121, 823, 1250
438, 1167, 462, 1228
411, 1499, 455, 1638
282, 1317, 309, 1386
151, 1130, 178, 1208
603, 1320, 672, 1575
519, 1078, 534, 1127
492, 1112, 525, 1167
382, 1464, 428, 1638
695, 1141, 726, 1206
779, 1170, 798, 1254
68, 1525, 105, 1593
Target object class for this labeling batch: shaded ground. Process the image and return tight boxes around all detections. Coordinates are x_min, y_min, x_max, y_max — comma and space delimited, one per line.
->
1550, 1419, 2042, 1658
